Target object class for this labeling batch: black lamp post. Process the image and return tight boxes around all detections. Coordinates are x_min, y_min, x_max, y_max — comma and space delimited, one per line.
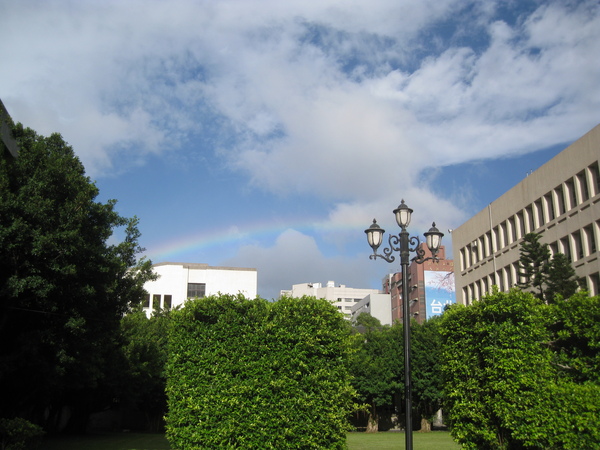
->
364, 199, 443, 450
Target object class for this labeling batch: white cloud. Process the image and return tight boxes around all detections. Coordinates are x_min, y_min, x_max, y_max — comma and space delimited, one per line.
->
224, 228, 382, 300
2, 0, 599, 291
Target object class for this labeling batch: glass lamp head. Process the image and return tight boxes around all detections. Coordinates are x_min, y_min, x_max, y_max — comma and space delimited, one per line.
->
393, 199, 413, 228
424, 222, 444, 254
365, 219, 385, 252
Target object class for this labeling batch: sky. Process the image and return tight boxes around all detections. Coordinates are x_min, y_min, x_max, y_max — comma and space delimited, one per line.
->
1, 0, 599, 300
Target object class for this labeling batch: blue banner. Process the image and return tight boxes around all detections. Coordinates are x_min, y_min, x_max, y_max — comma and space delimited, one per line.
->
424, 271, 455, 318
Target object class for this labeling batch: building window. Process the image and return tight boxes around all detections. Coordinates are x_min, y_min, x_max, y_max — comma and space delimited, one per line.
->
152, 294, 161, 310
506, 265, 513, 289
554, 186, 565, 217
493, 226, 501, 253
577, 170, 590, 202
573, 231, 583, 261
485, 232, 493, 257
187, 283, 206, 298
544, 193, 555, 221
565, 178, 577, 210
143, 294, 150, 308
589, 272, 599, 297
534, 199, 544, 227
508, 216, 517, 243
516, 211, 525, 239
164, 294, 172, 309
583, 224, 596, 255
588, 162, 600, 197
525, 205, 535, 233
560, 237, 572, 262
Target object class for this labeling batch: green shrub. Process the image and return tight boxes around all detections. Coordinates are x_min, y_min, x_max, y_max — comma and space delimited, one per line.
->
0, 418, 44, 450
440, 290, 600, 449
165, 294, 355, 449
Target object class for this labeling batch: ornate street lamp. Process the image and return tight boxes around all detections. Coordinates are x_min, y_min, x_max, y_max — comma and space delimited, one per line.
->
364, 200, 443, 450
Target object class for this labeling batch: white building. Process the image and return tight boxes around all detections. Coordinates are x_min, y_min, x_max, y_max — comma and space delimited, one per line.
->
350, 293, 393, 325
143, 262, 257, 314
453, 124, 600, 303
280, 281, 381, 318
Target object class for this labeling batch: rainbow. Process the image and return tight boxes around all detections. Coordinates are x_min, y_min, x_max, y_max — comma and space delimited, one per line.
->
145, 218, 360, 263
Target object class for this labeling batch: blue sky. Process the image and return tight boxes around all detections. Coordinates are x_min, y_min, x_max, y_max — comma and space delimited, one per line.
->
2, 0, 599, 299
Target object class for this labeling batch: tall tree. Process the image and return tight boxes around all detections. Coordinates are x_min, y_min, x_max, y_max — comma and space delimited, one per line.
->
517, 232, 551, 300
0, 124, 154, 430
411, 316, 443, 432
118, 307, 170, 432
349, 319, 403, 432
545, 253, 583, 302
518, 232, 582, 303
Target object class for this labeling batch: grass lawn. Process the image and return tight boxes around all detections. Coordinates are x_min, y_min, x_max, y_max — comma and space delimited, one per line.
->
347, 431, 460, 449
40, 430, 460, 449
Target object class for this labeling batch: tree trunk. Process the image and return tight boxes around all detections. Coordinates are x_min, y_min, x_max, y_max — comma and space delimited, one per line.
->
366, 403, 378, 433
420, 417, 431, 432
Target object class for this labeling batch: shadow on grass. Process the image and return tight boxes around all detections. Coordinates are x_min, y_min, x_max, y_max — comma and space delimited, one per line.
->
40, 432, 171, 450
41, 430, 460, 450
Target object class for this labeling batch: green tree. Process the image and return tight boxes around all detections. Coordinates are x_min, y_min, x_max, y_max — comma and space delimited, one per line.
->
517, 232, 582, 303
349, 319, 402, 432
0, 124, 154, 430
546, 252, 583, 302
550, 292, 600, 383
517, 232, 551, 300
411, 316, 443, 432
165, 294, 355, 449
118, 307, 171, 431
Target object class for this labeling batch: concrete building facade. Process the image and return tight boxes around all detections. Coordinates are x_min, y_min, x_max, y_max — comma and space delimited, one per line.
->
453, 124, 600, 304
143, 262, 257, 314
382, 245, 455, 324
280, 281, 381, 318
350, 293, 393, 325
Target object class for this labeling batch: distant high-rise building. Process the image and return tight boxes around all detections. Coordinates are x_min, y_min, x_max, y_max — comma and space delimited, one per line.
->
382, 245, 455, 324
452, 124, 600, 303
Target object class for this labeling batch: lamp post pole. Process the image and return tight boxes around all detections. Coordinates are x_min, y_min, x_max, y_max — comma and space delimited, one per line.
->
364, 200, 443, 450
399, 224, 413, 450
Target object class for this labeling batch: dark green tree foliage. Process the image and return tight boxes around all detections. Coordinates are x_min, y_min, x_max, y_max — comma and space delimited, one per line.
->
348, 317, 402, 432
411, 316, 443, 432
517, 232, 551, 300
0, 125, 154, 428
165, 294, 355, 450
119, 307, 171, 431
440, 289, 600, 449
546, 252, 583, 302
518, 232, 582, 303
551, 292, 600, 384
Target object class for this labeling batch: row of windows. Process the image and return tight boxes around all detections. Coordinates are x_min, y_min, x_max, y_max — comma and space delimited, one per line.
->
143, 283, 207, 309
460, 161, 600, 272
463, 270, 600, 304
143, 294, 172, 309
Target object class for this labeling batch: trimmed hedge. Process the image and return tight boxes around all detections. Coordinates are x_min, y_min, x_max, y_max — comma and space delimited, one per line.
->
165, 294, 355, 449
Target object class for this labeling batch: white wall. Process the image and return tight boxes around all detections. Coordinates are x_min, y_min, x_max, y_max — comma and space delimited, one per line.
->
143, 263, 257, 315
351, 293, 392, 325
